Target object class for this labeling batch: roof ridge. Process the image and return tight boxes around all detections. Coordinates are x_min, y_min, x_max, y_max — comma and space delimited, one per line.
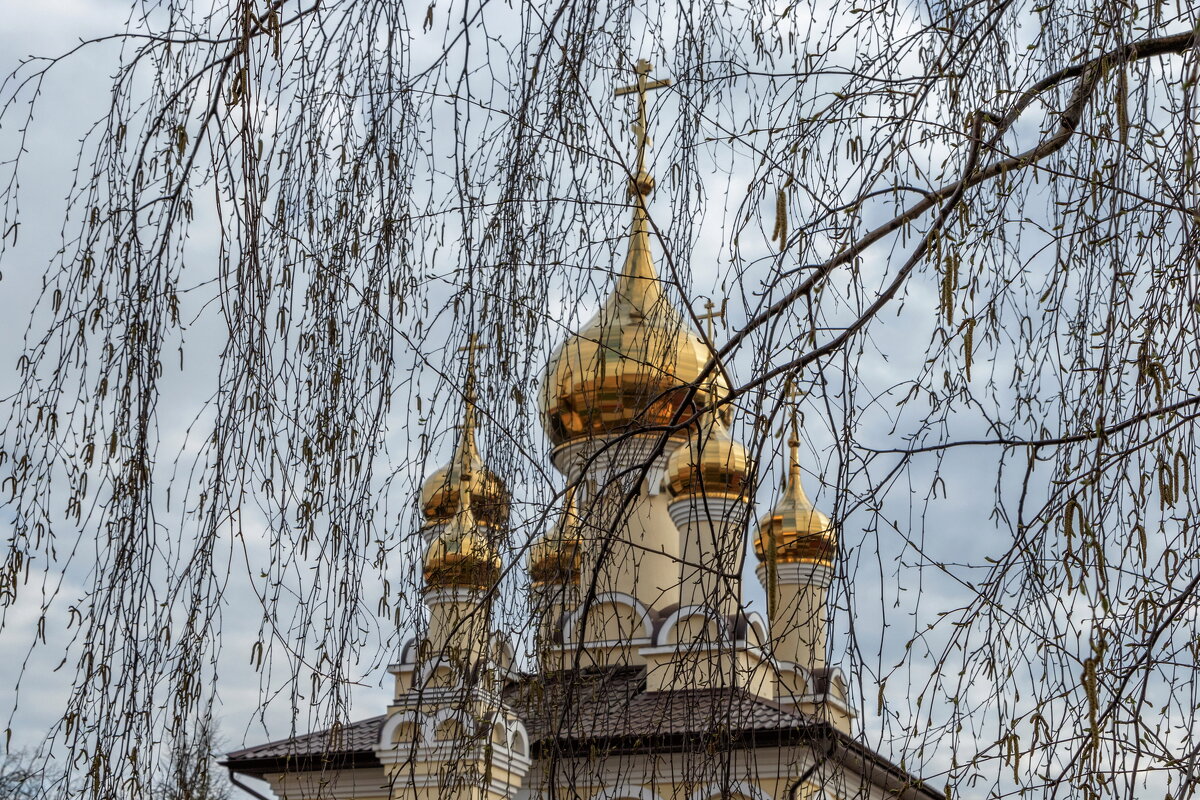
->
223, 714, 386, 760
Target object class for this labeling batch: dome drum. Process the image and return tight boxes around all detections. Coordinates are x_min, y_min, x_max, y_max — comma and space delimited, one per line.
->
549, 432, 687, 485
754, 559, 834, 589
666, 494, 747, 530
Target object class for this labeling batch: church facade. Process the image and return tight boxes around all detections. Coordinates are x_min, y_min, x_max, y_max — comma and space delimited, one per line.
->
222, 64, 940, 800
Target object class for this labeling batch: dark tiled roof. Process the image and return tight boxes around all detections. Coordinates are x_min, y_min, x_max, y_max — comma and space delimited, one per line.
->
224, 667, 813, 770
225, 715, 386, 764
222, 668, 942, 799
506, 667, 814, 747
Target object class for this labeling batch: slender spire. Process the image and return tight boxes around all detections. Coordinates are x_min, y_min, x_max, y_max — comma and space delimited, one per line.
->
779, 393, 817, 512
613, 60, 672, 318
419, 332, 511, 529
786, 408, 803, 494
453, 333, 486, 483
752, 392, 836, 567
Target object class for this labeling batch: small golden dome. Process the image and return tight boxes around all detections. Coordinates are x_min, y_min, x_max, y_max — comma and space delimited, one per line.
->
753, 433, 836, 565
539, 205, 729, 447
420, 398, 510, 529
528, 487, 584, 586
424, 504, 502, 591
665, 415, 752, 501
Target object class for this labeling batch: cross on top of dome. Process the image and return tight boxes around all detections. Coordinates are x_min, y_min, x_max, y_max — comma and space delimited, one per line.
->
614, 59, 671, 197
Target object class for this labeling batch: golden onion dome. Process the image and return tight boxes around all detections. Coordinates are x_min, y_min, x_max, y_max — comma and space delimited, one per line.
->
665, 414, 752, 501
424, 503, 502, 591
753, 433, 836, 566
420, 397, 510, 529
528, 486, 584, 586
539, 203, 729, 448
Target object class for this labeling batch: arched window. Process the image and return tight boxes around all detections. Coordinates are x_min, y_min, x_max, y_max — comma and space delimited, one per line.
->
390, 721, 419, 746
434, 717, 465, 740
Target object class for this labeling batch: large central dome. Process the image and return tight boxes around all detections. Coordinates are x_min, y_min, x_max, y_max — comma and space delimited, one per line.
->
540, 204, 728, 448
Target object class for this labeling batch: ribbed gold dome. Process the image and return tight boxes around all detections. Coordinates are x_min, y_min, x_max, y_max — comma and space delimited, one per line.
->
753, 434, 836, 565
424, 504, 502, 590
540, 204, 729, 447
528, 486, 583, 586
665, 415, 752, 501
420, 398, 510, 529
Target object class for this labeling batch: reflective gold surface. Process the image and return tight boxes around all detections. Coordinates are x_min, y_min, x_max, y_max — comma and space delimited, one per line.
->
540, 205, 728, 446
665, 415, 752, 501
424, 504, 502, 590
421, 397, 510, 529
753, 434, 836, 565
528, 486, 583, 586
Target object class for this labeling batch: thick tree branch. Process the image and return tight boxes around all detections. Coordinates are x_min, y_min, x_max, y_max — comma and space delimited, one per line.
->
712, 28, 1198, 380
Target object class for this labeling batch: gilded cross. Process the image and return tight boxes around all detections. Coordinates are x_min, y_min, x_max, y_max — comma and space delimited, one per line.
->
784, 377, 805, 443
695, 297, 728, 342
614, 59, 671, 192
456, 333, 487, 396
694, 297, 730, 409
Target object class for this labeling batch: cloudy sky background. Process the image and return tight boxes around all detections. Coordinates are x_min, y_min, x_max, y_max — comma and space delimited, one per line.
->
0, 1, 1170, 798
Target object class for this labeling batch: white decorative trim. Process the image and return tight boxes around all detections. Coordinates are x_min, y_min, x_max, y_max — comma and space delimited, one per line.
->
586, 783, 669, 800
390, 684, 503, 711
422, 586, 486, 605
374, 708, 533, 779
667, 495, 746, 529
773, 661, 815, 690
639, 642, 768, 660
686, 780, 771, 800
503, 717, 530, 756
773, 665, 858, 719
745, 611, 769, 646
420, 522, 445, 546
551, 434, 684, 483
397, 637, 421, 665
541, 638, 652, 655
561, 592, 655, 643
653, 604, 728, 646
775, 689, 856, 720
667, 498, 693, 529
378, 710, 424, 747
756, 560, 833, 588
412, 659, 465, 691
427, 707, 475, 740
497, 638, 516, 668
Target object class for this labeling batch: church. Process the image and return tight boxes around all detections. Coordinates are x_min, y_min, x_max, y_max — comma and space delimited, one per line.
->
222, 62, 941, 800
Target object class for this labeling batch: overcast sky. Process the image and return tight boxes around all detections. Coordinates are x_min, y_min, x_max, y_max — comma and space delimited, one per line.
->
0, 3, 1115, 798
